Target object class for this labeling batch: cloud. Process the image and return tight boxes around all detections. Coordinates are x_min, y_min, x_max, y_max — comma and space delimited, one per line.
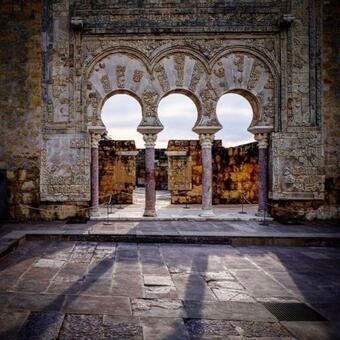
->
101, 93, 254, 149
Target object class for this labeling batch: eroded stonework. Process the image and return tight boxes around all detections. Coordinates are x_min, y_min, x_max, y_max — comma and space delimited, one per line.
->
40, 134, 91, 202
271, 131, 324, 200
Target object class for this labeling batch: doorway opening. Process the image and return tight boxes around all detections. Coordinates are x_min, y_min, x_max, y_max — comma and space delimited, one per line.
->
100, 93, 141, 206
214, 93, 258, 208
158, 93, 198, 206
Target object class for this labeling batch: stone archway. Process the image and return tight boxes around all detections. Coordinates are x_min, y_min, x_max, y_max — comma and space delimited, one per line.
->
83, 45, 278, 217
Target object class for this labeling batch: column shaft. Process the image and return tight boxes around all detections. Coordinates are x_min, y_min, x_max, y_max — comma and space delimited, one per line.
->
200, 134, 214, 216
90, 132, 102, 215
143, 134, 157, 217
255, 133, 269, 215
258, 146, 268, 213
91, 147, 99, 211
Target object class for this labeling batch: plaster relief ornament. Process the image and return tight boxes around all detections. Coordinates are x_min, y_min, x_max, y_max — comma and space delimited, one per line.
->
189, 62, 204, 92
247, 61, 262, 90
213, 61, 225, 78
100, 74, 111, 93
87, 91, 100, 113
173, 54, 185, 87
154, 64, 170, 92
141, 90, 159, 116
116, 65, 126, 88
133, 70, 144, 83
200, 81, 218, 116
264, 76, 274, 90
234, 54, 244, 85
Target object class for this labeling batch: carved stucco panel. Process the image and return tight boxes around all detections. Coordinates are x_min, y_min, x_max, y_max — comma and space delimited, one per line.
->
86, 53, 153, 124
153, 53, 208, 97
211, 52, 276, 126
271, 131, 324, 200
40, 134, 91, 202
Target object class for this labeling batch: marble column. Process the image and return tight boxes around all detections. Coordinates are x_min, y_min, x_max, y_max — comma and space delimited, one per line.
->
200, 133, 215, 216
90, 133, 102, 215
255, 132, 269, 216
143, 134, 157, 217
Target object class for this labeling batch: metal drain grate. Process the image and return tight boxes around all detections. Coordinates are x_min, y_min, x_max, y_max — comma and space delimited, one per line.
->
263, 302, 327, 321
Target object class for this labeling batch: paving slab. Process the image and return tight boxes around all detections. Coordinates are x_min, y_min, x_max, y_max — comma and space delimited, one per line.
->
0, 240, 339, 338
17, 311, 64, 340
0, 311, 29, 339
7, 293, 66, 312
132, 298, 186, 318
183, 301, 277, 321
64, 295, 132, 316
59, 314, 143, 339
141, 317, 190, 340
281, 321, 340, 340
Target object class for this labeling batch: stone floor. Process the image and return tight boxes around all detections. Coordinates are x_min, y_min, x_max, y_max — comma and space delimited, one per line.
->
95, 188, 261, 221
0, 240, 340, 339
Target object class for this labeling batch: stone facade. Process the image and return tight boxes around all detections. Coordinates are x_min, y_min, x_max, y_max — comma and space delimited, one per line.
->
168, 140, 259, 204
0, 0, 339, 220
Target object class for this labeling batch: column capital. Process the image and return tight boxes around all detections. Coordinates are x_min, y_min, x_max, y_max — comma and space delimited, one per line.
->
255, 132, 269, 149
199, 133, 214, 148
90, 133, 102, 148
143, 134, 157, 148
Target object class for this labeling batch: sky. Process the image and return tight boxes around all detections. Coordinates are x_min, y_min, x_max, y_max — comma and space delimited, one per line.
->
101, 93, 254, 149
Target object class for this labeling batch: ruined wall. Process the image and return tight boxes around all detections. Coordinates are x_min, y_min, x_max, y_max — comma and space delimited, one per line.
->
99, 140, 137, 204
0, 1, 42, 220
213, 142, 259, 204
168, 140, 259, 204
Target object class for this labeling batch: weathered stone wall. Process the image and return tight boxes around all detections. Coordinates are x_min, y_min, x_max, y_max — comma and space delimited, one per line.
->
213, 142, 259, 204
99, 140, 137, 204
0, 1, 42, 220
270, 1, 340, 220
322, 0, 340, 219
168, 140, 259, 204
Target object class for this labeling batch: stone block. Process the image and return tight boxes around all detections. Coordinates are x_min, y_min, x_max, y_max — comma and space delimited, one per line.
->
18, 169, 27, 181
22, 181, 35, 191
6, 170, 15, 180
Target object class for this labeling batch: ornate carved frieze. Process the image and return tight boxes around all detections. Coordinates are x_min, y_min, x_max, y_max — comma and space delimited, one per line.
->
116, 65, 126, 88
271, 131, 324, 200
173, 54, 185, 87
154, 64, 170, 92
211, 52, 276, 126
40, 134, 91, 202
189, 62, 205, 93
141, 90, 159, 117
